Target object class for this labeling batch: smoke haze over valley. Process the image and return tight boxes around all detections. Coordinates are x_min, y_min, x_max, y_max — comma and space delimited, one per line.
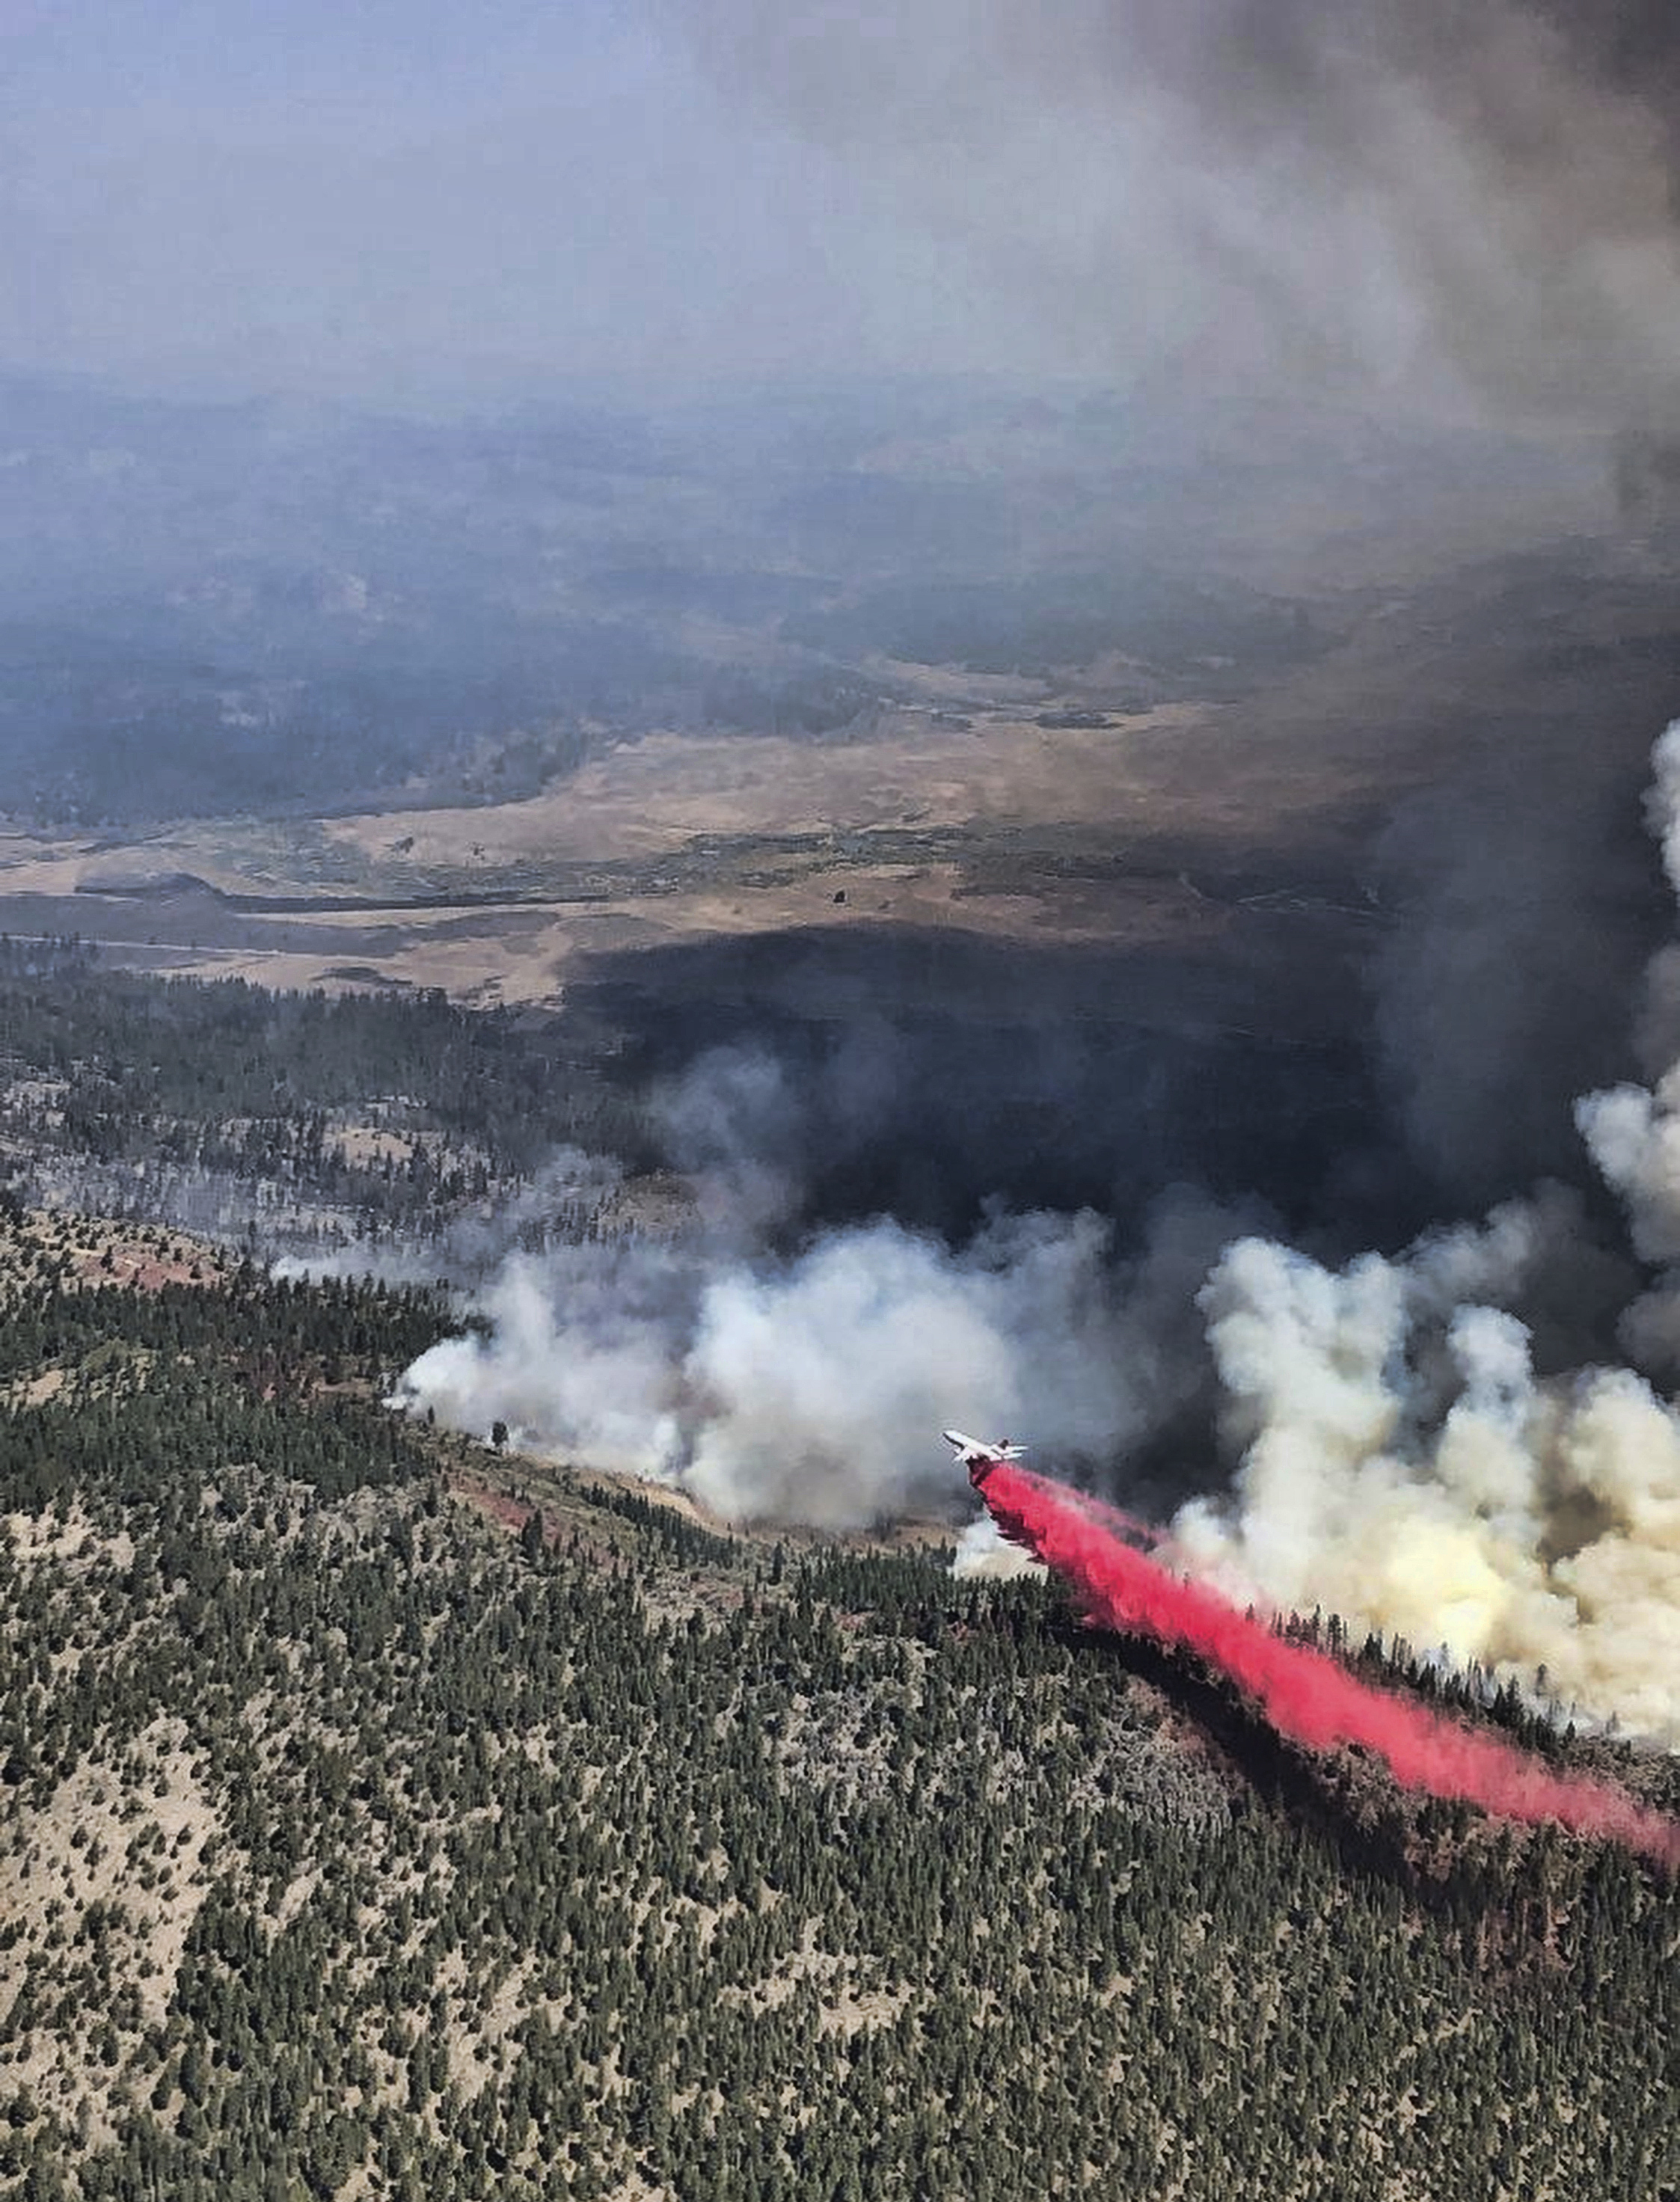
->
7, 7, 1680, 1757
9, 18, 1680, 1696
7, 16, 1680, 2195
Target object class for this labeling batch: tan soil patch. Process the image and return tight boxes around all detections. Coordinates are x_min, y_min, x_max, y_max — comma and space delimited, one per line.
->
0, 1725, 220, 2125
320, 706, 1210, 874
0, 1212, 228, 1305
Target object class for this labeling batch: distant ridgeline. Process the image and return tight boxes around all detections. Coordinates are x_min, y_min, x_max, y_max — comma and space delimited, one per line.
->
0, 938, 651, 1256
0, 1262, 1675, 2201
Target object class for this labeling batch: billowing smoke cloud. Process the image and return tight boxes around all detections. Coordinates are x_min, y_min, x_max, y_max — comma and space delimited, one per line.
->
1174, 724, 1680, 1743
396, 1165, 1251, 1530
1174, 1223, 1680, 1743
685, 1, 1680, 446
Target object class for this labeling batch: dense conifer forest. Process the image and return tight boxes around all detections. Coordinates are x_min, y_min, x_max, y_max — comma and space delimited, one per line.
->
0, 1239, 1674, 2201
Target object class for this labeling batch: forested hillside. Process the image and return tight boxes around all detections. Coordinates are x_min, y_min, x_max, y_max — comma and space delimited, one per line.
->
0, 1248, 1674, 2201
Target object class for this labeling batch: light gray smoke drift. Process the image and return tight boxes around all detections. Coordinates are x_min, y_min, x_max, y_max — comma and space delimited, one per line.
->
685, 0, 1680, 452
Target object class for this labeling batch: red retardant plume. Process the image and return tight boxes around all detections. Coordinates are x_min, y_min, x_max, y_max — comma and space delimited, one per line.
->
978, 1463, 1680, 1871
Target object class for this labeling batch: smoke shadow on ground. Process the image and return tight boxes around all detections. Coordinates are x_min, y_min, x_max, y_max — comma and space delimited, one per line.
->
574, 922, 1367, 1239
568, 892, 1638, 1268
396, 631, 1680, 1547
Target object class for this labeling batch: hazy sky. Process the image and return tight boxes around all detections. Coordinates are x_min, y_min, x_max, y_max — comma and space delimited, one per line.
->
0, 0, 1034, 400
4, 1, 1680, 420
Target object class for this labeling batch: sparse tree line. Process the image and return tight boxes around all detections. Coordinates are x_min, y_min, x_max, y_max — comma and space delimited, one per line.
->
0, 939, 655, 1257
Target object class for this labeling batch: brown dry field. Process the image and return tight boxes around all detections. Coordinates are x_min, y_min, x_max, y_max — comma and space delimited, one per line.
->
322, 702, 1216, 862
0, 693, 1379, 1007
2, 535, 1677, 1010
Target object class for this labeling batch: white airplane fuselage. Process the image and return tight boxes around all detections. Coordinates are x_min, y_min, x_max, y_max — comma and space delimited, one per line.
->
942, 1429, 1026, 1486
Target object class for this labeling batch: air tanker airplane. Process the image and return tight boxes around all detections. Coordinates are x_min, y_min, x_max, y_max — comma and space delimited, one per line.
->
942, 1429, 1026, 1489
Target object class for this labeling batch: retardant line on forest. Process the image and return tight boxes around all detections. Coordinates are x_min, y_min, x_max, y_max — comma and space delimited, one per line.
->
978, 1462, 1680, 1871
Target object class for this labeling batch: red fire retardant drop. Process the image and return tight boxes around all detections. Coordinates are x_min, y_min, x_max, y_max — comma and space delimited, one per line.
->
978, 1463, 1680, 1871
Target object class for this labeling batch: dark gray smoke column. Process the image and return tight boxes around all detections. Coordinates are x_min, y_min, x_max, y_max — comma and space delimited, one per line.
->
1373, 711, 1673, 1214
1107, 1, 1680, 415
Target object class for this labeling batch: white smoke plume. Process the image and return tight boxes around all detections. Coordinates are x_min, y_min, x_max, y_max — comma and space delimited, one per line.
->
952, 1512, 1047, 1583
1175, 724, 1680, 1743
395, 1188, 1248, 1532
